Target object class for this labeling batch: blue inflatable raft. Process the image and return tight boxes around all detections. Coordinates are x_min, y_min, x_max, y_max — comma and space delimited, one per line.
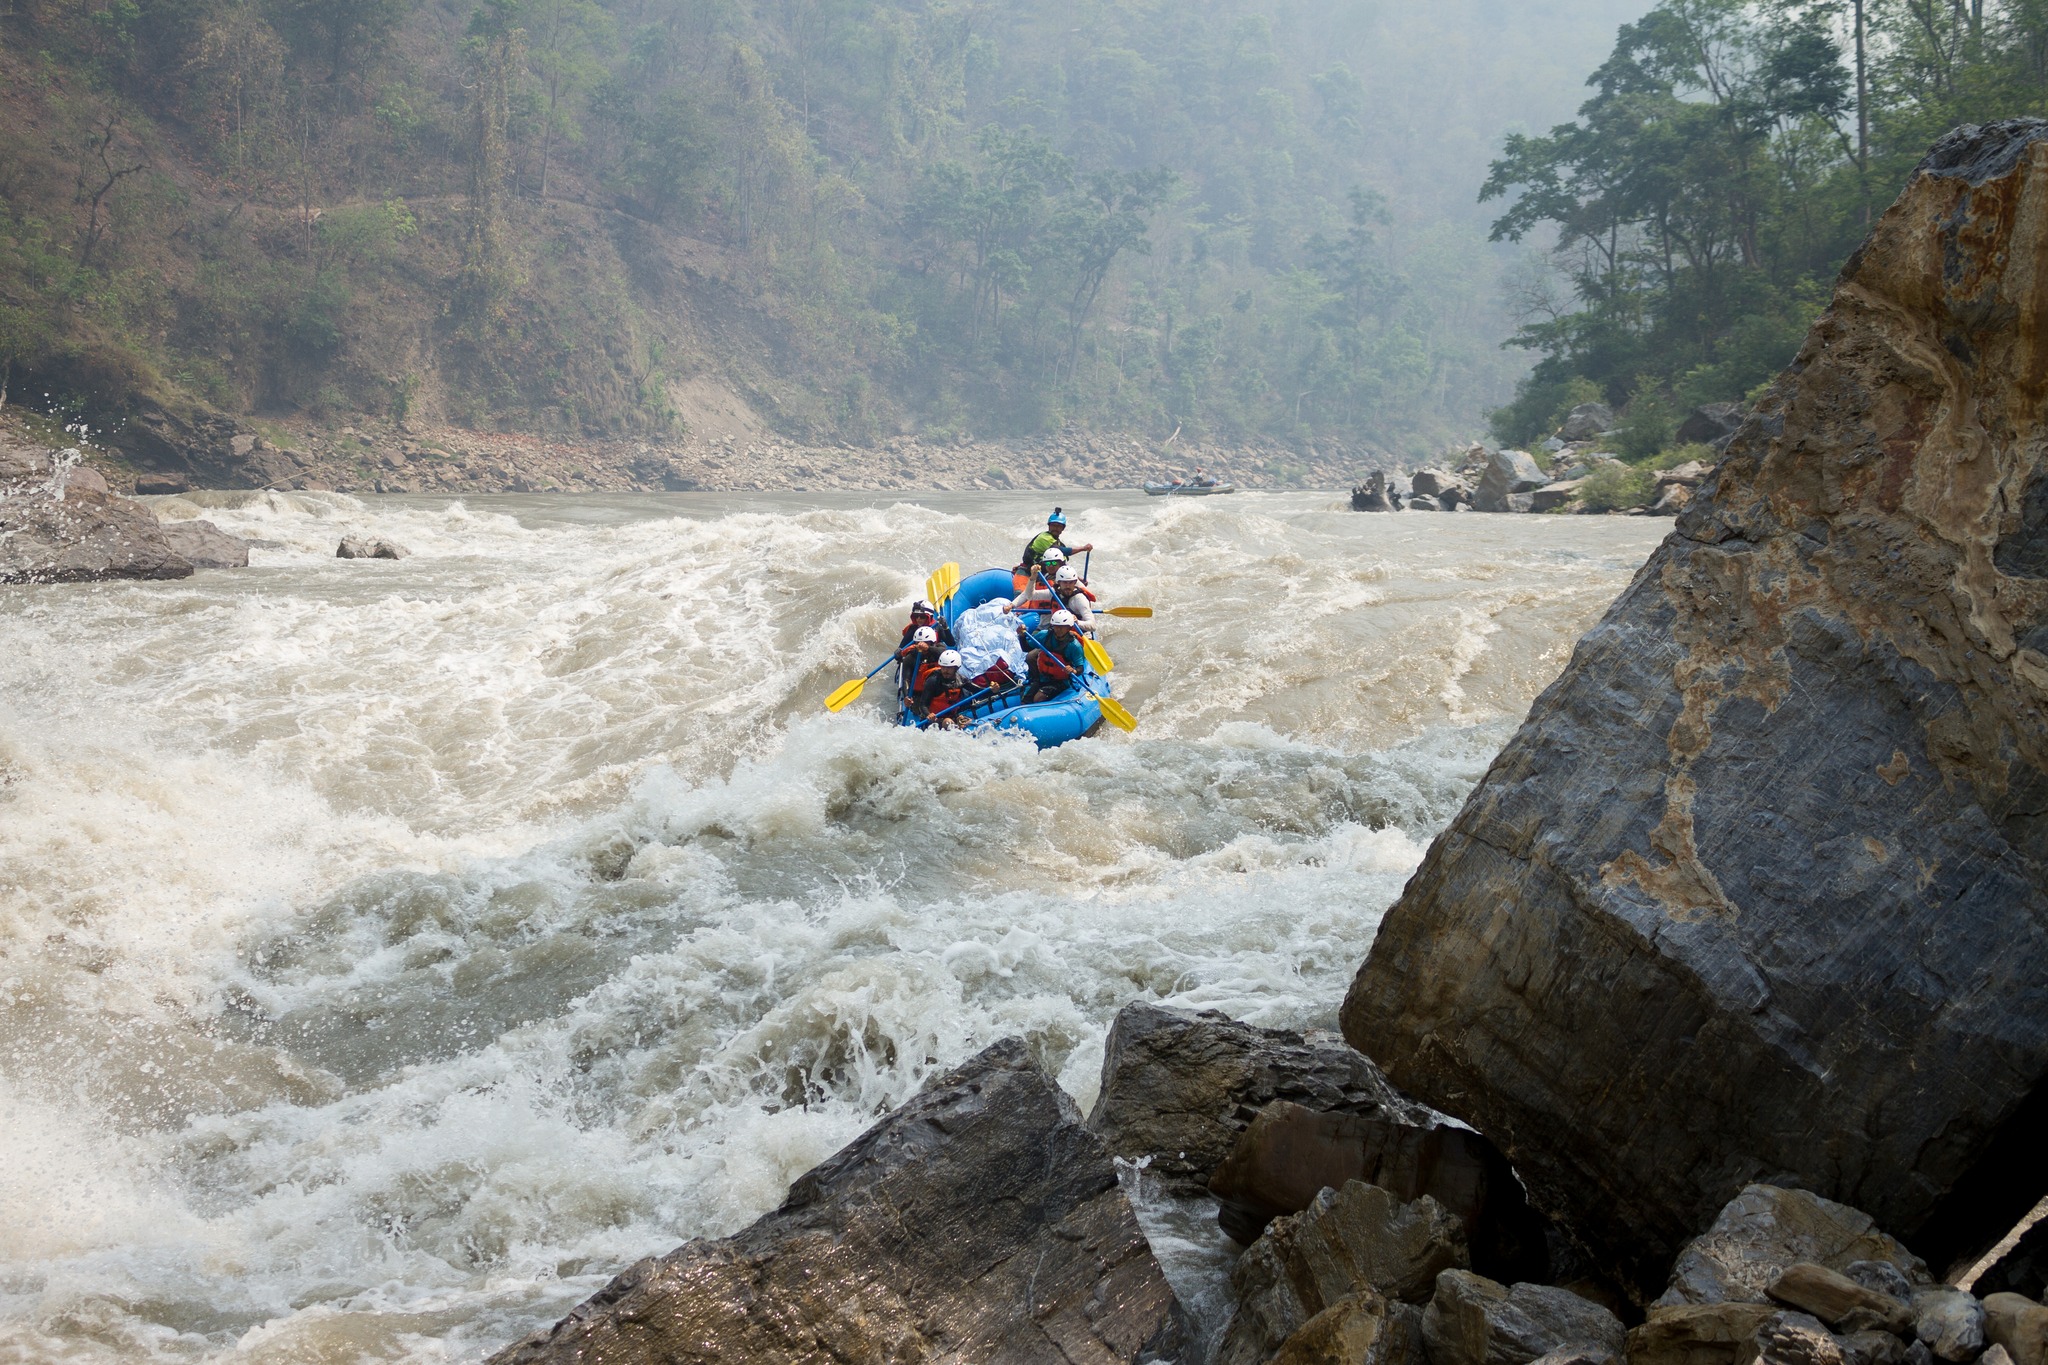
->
897, 567, 1106, 749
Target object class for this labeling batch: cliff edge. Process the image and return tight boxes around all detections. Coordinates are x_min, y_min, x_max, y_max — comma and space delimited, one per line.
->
1342, 119, 2048, 1297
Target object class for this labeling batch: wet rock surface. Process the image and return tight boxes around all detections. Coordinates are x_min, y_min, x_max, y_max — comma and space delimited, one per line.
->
1265, 1292, 1426, 1365
1206, 1099, 1550, 1282
489, 1038, 1183, 1365
336, 535, 410, 560
1421, 1269, 1628, 1365
1085, 1002, 1429, 1197
1473, 449, 1549, 511
1341, 119, 2048, 1295
1, 436, 192, 583
1215, 1179, 1467, 1365
159, 518, 251, 569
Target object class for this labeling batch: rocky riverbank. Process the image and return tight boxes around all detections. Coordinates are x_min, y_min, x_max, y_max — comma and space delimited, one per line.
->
18, 405, 1385, 496
480, 118, 2048, 1365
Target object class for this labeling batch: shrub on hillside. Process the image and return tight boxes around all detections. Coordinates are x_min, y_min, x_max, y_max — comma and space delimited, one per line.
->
1579, 462, 1653, 512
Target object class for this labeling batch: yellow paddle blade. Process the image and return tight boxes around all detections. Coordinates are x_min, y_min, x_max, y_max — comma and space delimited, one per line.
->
923, 562, 962, 605
1104, 606, 1152, 618
1082, 637, 1115, 674
823, 677, 868, 712
1096, 694, 1138, 732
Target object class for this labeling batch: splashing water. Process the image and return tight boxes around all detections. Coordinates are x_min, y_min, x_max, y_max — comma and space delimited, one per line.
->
0, 489, 1665, 1362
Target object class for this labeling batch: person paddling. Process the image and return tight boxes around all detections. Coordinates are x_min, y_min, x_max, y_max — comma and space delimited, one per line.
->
1020, 508, 1092, 577
913, 648, 969, 723
1019, 611, 1087, 704
899, 598, 955, 651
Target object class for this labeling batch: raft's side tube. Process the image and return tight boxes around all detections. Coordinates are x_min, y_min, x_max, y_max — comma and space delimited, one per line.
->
912, 567, 1104, 749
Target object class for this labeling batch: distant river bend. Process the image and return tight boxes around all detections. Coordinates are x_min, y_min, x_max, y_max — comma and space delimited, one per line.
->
0, 489, 1667, 1362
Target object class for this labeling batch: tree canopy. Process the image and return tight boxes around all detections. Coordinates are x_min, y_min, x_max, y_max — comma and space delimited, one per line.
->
1484, 0, 2048, 448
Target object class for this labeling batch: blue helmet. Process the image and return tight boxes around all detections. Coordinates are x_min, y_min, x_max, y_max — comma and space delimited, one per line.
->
1047, 507, 1067, 526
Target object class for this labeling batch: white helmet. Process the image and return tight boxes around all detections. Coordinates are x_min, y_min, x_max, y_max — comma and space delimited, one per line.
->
913, 626, 937, 645
912, 598, 934, 614
937, 649, 962, 669
1054, 565, 1079, 584
1041, 548, 1067, 565
1050, 609, 1076, 628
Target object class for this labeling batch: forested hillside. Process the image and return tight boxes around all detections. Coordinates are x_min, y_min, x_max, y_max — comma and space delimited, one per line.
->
1485, 0, 2048, 449
0, 0, 1638, 464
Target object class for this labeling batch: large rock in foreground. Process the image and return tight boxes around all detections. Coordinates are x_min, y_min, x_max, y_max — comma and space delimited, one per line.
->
1086, 1002, 1431, 1196
491, 1038, 1183, 1364
2, 438, 191, 583
1341, 119, 2048, 1296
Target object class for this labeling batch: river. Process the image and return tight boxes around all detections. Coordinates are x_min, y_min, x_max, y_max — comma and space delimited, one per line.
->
0, 489, 1667, 1362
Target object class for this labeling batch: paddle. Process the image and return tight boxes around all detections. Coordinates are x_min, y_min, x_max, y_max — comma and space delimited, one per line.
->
1018, 622, 1137, 733
1103, 606, 1153, 618
1035, 568, 1114, 675
924, 562, 962, 607
914, 685, 995, 729
824, 654, 903, 713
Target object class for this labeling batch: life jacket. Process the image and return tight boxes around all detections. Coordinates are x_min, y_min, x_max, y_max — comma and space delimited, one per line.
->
1029, 636, 1080, 681
915, 663, 964, 714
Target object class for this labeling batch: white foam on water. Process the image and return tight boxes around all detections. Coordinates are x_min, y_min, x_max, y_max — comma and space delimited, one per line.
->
0, 490, 1667, 1362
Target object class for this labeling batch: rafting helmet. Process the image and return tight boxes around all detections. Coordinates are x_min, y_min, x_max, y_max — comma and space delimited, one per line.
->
911, 598, 934, 615
1054, 565, 1079, 584
913, 626, 937, 645
1041, 548, 1067, 566
1050, 609, 1076, 628
1047, 507, 1067, 526
938, 649, 962, 669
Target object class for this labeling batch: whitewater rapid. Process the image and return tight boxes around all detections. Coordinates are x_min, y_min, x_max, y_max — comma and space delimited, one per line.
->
0, 489, 1667, 1362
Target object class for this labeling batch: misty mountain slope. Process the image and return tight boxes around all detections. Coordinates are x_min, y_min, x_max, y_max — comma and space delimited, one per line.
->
0, 0, 1646, 457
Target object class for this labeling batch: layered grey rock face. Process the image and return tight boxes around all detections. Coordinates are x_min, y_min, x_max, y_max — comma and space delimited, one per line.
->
1342, 120, 2048, 1294
490, 1038, 1183, 1365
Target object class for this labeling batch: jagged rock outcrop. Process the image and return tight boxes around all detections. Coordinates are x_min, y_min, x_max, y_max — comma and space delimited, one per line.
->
1206, 1100, 1551, 1281
1421, 1269, 1628, 1365
1340, 119, 2048, 1296
1215, 1181, 1457, 1365
1086, 1002, 1430, 1196
1, 437, 192, 582
491, 1038, 1184, 1364
1473, 450, 1549, 512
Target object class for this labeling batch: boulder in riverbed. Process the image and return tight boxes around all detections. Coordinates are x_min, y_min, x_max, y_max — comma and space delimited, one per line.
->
1910, 1288, 1986, 1361
1206, 1099, 1550, 1282
1983, 1293, 2048, 1365
1216, 1182, 1458, 1365
1266, 1292, 1426, 1365
490, 1037, 1184, 1365
1421, 1269, 1628, 1365
1659, 1186, 1929, 1309
1085, 1002, 1430, 1197
160, 519, 250, 569
1473, 450, 1549, 511
1, 439, 192, 583
336, 534, 410, 560
1341, 119, 2048, 1295
1411, 469, 1465, 498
